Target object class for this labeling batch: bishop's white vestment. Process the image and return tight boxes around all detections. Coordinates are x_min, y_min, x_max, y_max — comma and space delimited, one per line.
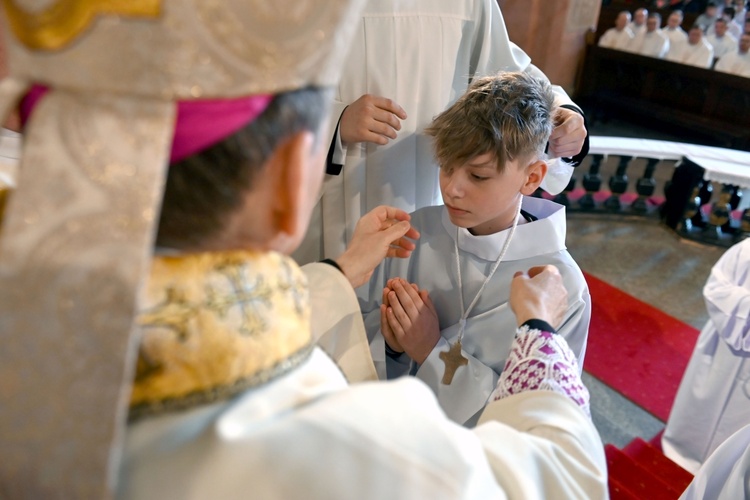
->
119, 253, 606, 500
360, 196, 591, 425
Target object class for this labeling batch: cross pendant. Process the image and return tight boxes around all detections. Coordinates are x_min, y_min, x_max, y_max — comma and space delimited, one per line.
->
439, 340, 468, 385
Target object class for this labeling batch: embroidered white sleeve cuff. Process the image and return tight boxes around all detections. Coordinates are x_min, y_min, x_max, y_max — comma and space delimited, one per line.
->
489, 326, 591, 417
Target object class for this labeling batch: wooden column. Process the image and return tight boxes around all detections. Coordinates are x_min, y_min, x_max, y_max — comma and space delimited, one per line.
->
498, 0, 600, 94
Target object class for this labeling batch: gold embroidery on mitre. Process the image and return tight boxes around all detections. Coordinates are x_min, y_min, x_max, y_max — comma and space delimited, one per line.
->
2, 0, 161, 50
129, 250, 312, 420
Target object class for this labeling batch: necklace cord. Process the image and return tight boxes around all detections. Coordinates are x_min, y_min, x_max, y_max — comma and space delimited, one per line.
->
454, 196, 523, 344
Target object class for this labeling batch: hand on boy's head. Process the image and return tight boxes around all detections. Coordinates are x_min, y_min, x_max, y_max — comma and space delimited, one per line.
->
509, 265, 568, 329
548, 107, 586, 159
335, 206, 419, 289
383, 279, 440, 365
340, 94, 408, 146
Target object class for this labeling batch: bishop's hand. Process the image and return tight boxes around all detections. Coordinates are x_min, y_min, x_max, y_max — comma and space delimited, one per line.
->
335, 205, 419, 289
509, 265, 568, 329
382, 278, 440, 365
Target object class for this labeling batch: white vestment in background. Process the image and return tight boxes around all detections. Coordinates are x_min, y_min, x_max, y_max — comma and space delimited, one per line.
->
715, 50, 750, 77
629, 22, 646, 37
294, 0, 577, 264
662, 27, 688, 47
706, 33, 738, 60
634, 30, 670, 58
598, 27, 636, 51
680, 423, 750, 500
663, 238, 750, 473
360, 196, 591, 425
666, 39, 714, 68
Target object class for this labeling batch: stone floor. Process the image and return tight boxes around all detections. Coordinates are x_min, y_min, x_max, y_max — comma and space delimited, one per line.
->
568, 214, 724, 447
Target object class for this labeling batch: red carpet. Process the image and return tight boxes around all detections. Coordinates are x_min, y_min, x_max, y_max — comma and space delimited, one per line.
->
583, 272, 700, 421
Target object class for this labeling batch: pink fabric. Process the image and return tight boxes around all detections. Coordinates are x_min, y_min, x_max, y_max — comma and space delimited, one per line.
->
490, 327, 591, 417
20, 85, 273, 163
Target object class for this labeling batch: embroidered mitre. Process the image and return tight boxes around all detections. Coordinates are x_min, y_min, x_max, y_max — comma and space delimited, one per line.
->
0, 1, 364, 498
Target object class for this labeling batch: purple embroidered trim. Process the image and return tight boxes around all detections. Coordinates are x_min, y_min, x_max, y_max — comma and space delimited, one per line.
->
490, 326, 590, 417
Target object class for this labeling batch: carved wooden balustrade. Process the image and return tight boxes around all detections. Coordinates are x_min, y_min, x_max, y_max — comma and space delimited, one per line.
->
546, 137, 750, 248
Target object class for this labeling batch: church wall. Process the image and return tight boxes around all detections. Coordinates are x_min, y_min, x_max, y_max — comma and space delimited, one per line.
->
498, 0, 601, 95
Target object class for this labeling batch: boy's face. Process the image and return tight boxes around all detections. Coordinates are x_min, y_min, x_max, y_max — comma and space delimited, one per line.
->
439, 152, 529, 236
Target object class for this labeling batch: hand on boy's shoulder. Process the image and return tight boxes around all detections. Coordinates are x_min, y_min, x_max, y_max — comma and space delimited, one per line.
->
340, 94, 407, 146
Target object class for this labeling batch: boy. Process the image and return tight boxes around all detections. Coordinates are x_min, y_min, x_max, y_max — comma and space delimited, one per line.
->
360, 72, 591, 426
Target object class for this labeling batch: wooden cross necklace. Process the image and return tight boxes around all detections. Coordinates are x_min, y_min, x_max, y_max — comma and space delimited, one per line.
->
439, 196, 522, 385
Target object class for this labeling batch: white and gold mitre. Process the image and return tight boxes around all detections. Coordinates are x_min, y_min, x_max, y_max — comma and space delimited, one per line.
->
2, 0, 359, 98
0, 1, 364, 499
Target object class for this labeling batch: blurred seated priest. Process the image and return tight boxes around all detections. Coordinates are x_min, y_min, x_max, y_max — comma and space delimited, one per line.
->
0, 1, 607, 499
666, 24, 715, 67
598, 10, 636, 51
633, 12, 671, 58
630, 7, 649, 35
715, 32, 750, 76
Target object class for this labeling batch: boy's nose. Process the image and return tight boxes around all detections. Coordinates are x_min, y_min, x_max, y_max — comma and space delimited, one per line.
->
443, 174, 464, 198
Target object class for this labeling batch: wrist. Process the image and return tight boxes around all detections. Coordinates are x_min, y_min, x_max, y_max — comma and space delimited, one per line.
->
320, 258, 343, 273
520, 318, 557, 334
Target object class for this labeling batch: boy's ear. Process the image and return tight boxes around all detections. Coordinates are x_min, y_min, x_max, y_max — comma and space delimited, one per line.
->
520, 159, 548, 196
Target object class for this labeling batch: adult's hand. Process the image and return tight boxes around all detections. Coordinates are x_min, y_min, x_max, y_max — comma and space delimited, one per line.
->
340, 94, 407, 146
509, 265, 568, 328
335, 205, 420, 289
548, 107, 586, 159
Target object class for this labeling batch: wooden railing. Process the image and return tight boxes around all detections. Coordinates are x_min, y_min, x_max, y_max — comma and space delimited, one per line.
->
548, 137, 750, 248
576, 46, 750, 152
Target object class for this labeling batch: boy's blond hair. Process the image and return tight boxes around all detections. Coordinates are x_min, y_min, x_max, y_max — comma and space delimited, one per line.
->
425, 71, 554, 173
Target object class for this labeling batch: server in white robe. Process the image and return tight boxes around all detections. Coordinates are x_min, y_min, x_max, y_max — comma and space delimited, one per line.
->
599, 11, 636, 51
666, 26, 714, 68
715, 33, 750, 76
362, 197, 590, 425
663, 238, 750, 474
634, 13, 671, 58
294, 0, 589, 265
680, 423, 750, 500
